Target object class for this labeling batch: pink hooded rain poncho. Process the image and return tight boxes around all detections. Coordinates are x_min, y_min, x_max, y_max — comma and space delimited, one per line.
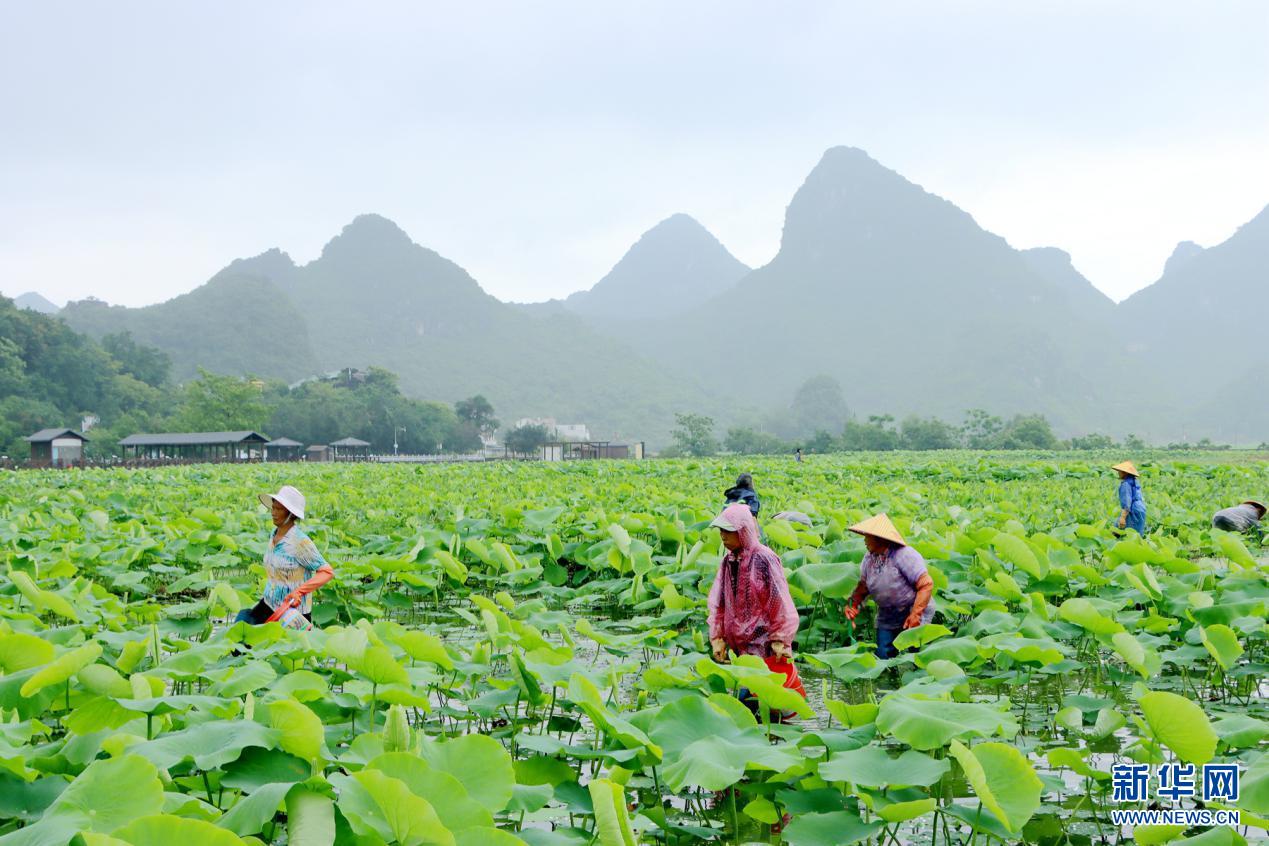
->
707, 503, 800, 657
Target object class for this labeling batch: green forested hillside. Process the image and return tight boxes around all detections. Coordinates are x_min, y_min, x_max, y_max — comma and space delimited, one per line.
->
61, 271, 318, 382
0, 296, 169, 456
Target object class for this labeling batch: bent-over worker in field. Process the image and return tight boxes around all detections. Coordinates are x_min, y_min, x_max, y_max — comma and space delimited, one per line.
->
1212, 500, 1266, 534
843, 514, 934, 659
235, 485, 335, 629
706, 503, 805, 703
1113, 461, 1147, 535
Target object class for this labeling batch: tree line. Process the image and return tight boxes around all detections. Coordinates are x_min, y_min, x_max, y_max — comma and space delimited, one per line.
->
666, 409, 1208, 457
0, 295, 499, 458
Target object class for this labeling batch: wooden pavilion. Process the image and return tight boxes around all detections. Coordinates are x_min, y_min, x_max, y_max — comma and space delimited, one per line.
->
118, 431, 268, 462
330, 436, 371, 461
264, 437, 303, 462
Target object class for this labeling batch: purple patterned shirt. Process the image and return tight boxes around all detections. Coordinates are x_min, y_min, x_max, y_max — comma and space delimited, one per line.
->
860, 546, 935, 629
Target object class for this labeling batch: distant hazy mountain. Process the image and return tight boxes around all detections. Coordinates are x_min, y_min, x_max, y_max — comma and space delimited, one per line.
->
1162, 240, 1205, 276
14, 292, 59, 314
46, 148, 1269, 445
1118, 204, 1269, 435
61, 271, 319, 382
1020, 247, 1115, 315
641, 146, 1162, 435
61, 214, 729, 442
558, 214, 749, 323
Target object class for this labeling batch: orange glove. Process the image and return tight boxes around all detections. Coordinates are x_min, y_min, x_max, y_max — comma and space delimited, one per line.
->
293, 564, 334, 597
845, 581, 868, 621
904, 573, 934, 629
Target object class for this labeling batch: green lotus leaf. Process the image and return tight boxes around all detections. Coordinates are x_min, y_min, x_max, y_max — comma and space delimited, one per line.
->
23, 754, 166, 842
781, 811, 884, 846
268, 699, 326, 767
368, 752, 493, 831
329, 769, 455, 846
285, 786, 335, 846
113, 814, 247, 845
820, 745, 950, 787
359, 645, 409, 686
588, 778, 637, 846
876, 694, 1018, 750
647, 694, 801, 791
1057, 598, 1124, 635
0, 632, 54, 672
948, 739, 1042, 833
452, 828, 526, 846
77, 663, 133, 699
215, 782, 292, 837
1212, 714, 1269, 748
1199, 624, 1244, 671
1139, 690, 1218, 764
1213, 532, 1258, 570
393, 631, 455, 670
212, 661, 278, 698
20, 642, 102, 697
877, 797, 937, 823
1236, 750, 1269, 815
992, 533, 1046, 580
893, 624, 952, 651
132, 719, 279, 771
417, 734, 516, 814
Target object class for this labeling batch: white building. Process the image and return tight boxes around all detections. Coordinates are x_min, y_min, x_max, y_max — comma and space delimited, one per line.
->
513, 417, 591, 442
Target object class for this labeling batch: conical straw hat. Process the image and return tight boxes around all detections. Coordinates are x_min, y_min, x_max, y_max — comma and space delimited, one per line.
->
1242, 500, 1267, 513
848, 513, 906, 546
1111, 461, 1140, 477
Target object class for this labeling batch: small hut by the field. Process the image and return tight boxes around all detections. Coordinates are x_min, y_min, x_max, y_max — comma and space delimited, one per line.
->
264, 437, 303, 462
330, 436, 371, 461
119, 431, 268, 462
25, 428, 89, 466
306, 445, 332, 462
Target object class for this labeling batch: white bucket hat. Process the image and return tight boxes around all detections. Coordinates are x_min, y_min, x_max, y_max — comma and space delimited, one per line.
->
259, 485, 306, 520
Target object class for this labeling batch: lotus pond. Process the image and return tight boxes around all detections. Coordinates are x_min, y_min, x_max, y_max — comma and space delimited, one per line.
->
0, 452, 1266, 846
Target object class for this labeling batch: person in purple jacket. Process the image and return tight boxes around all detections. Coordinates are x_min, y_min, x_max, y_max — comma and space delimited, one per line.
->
843, 513, 934, 659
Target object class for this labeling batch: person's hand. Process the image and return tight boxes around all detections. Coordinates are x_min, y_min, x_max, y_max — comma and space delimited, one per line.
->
770, 642, 793, 660
282, 591, 303, 608
903, 612, 923, 630
844, 604, 860, 621
711, 638, 728, 662
1117, 516, 1127, 529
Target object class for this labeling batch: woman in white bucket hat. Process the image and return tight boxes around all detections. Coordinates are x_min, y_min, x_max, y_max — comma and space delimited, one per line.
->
234, 485, 334, 627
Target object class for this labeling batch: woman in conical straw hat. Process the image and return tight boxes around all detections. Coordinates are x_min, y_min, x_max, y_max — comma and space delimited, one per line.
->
1212, 500, 1266, 534
843, 514, 935, 659
1112, 461, 1147, 536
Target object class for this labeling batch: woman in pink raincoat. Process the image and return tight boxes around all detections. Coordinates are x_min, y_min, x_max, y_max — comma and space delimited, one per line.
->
706, 503, 801, 671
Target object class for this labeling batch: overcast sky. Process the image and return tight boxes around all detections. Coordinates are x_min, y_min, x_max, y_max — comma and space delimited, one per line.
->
2, 2, 1267, 307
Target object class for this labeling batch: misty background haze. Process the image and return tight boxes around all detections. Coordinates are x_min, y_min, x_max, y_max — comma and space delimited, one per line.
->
2, 1, 1268, 308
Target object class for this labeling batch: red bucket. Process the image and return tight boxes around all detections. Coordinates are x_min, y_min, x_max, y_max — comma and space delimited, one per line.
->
764, 655, 807, 699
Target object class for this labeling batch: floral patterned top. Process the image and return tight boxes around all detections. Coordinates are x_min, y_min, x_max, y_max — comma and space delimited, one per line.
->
262, 526, 328, 613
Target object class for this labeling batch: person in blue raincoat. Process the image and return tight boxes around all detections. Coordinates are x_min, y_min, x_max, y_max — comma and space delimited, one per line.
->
1113, 461, 1147, 535
723, 473, 761, 517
